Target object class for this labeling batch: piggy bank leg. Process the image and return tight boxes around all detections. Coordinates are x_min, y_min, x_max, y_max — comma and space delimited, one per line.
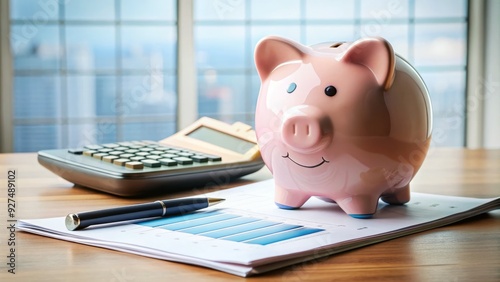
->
381, 184, 410, 205
274, 184, 310, 210
337, 195, 380, 219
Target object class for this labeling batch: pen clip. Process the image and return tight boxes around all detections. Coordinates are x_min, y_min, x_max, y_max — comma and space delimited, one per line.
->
155, 200, 167, 216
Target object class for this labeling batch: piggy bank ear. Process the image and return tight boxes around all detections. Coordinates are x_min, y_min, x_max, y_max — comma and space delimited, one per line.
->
340, 37, 395, 91
254, 36, 307, 81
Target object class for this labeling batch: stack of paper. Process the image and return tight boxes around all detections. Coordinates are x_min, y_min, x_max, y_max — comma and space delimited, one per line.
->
18, 179, 500, 277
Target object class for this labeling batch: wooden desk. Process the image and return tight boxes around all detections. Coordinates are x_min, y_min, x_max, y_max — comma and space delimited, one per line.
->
1, 149, 499, 281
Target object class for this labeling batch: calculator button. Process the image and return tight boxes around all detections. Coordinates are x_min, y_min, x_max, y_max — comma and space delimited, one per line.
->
120, 153, 135, 159
109, 151, 124, 156
68, 148, 84, 155
125, 149, 139, 154
85, 145, 103, 150
125, 161, 144, 169
102, 155, 119, 163
139, 147, 154, 152
159, 158, 178, 166
173, 157, 193, 165
130, 156, 146, 161
141, 159, 161, 168
102, 143, 119, 148
177, 152, 194, 157
93, 153, 108, 160
98, 148, 114, 153
166, 149, 181, 154
160, 153, 177, 159
113, 158, 129, 166
191, 155, 209, 163
149, 150, 164, 155
135, 152, 150, 157
146, 155, 162, 160
204, 154, 222, 162
83, 150, 97, 156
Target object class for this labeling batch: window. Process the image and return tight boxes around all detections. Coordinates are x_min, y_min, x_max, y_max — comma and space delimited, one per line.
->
193, 0, 468, 147
3, 0, 469, 152
9, 0, 177, 151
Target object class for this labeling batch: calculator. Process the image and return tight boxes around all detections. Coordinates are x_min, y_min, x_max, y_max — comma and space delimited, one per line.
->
38, 117, 264, 196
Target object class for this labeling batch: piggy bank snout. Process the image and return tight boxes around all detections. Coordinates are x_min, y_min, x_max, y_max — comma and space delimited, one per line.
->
281, 106, 332, 153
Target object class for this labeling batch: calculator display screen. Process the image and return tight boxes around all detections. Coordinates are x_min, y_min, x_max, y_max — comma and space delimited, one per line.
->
187, 126, 256, 154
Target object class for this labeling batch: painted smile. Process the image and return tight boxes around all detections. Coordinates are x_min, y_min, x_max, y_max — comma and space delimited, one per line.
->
282, 152, 329, 168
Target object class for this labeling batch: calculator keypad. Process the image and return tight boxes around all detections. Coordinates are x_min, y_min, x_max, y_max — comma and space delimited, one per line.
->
69, 141, 222, 170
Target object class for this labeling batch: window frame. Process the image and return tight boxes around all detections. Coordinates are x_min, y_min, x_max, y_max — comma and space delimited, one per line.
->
0, 0, 14, 152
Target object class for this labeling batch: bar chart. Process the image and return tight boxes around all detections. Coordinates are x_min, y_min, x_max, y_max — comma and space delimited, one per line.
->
137, 211, 324, 245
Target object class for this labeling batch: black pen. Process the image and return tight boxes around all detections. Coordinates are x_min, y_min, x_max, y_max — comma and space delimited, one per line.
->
65, 197, 225, 231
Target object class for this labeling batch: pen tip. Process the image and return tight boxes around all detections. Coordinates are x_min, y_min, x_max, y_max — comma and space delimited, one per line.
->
208, 198, 225, 206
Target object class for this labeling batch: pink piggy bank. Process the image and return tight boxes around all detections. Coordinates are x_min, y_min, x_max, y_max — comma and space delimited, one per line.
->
254, 36, 432, 218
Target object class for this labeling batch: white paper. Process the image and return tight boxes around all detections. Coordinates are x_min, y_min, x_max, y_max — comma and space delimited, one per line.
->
18, 179, 500, 277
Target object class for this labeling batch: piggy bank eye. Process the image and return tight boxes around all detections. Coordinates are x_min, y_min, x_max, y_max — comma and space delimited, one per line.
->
324, 85, 337, 97
287, 82, 297, 94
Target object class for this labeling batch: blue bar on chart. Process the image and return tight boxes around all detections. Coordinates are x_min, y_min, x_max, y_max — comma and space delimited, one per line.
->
158, 213, 239, 231
138, 211, 221, 227
243, 227, 323, 245
180, 217, 260, 235
136, 211, 324, 245
201, 220, 279, 239
221, 223, 300, 242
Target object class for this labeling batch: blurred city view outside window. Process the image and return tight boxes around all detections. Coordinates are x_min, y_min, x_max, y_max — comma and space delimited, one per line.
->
9, 0, 468, 152
10, 0, 178, 151
194, 0, 468, 147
